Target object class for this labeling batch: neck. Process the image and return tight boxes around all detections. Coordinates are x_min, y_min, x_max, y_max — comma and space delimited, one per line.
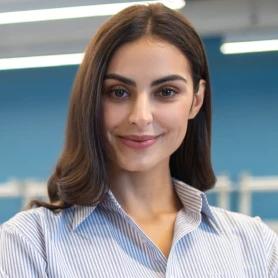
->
109, 163, 183, 219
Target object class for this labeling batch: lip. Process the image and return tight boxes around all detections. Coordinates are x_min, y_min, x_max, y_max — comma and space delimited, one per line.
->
120, 135, 160, 141
118, 135, 161, 149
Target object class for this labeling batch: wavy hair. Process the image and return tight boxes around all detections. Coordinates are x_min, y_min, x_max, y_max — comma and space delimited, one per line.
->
29, 3, 216, 210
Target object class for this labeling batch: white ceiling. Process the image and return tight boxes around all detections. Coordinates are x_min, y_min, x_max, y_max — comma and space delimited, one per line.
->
0, 0, 278, 58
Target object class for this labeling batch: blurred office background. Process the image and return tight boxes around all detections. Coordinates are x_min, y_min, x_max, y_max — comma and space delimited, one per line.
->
0, 0, 277, 231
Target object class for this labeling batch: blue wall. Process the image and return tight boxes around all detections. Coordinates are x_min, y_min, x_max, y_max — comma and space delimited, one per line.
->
1, 37, 278, 182
207, 38, 278, 179
0, 66, 75, 181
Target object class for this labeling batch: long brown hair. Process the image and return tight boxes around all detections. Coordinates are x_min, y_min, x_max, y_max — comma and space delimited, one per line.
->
29, 3, 216, 210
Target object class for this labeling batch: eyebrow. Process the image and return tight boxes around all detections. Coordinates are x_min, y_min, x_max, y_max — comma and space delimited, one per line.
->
104, 73, 187, 87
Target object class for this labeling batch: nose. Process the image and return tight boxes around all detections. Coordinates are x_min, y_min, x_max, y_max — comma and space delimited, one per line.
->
128, 93, 153, 128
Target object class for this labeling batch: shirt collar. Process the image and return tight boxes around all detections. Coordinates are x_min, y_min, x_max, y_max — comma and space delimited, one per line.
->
73, 177, 221, 233
72, 204, 97, 231
171, 177, 222, 232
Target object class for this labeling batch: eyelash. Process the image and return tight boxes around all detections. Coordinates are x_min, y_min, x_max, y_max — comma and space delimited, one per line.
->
108, 87, 179, 99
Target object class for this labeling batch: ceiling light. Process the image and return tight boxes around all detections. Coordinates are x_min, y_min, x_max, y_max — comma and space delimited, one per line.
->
0, 53, 84, 70
221, 30, 278, 54
221, 39, 278, 54
0, 1, 186, 25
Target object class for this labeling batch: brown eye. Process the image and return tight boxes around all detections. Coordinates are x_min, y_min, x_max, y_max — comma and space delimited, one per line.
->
111, 89, 128, 98
158, 88, 177, 97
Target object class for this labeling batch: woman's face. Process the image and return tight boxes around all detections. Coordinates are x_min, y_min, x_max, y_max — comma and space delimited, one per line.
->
102, 37, 205, 173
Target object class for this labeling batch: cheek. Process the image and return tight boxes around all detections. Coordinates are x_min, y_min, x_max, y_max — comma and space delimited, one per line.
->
157, 101, 190, 131
102, 102, 126, 130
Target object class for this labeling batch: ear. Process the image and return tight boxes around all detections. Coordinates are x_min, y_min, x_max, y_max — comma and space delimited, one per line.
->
188, 79, 206, 119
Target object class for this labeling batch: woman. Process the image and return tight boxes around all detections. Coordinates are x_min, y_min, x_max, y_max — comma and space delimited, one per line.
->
0, 3, 277, 278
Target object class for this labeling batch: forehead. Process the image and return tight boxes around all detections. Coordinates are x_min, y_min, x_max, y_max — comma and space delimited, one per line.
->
106, 37, 192, 80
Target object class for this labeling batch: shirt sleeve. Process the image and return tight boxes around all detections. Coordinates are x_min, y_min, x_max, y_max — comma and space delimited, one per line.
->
255, 217, 278, 277
0, 223, 48, 278
264, 224, 278, 277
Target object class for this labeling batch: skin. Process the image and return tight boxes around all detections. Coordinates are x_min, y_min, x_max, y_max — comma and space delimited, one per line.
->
102, 36, 205, 257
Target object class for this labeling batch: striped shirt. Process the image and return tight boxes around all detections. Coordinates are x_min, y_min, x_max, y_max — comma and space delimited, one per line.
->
0, 177, 277, 277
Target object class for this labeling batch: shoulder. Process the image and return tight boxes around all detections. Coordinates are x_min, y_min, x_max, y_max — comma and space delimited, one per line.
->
210, 206, 277, 251
0, 206, 75, 248
0, 207, 75, 276
210, 205, 263, 228
210, 205, 267, 228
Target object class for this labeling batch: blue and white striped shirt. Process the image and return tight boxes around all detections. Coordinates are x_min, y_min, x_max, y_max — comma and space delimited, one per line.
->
0, 178, 277, 277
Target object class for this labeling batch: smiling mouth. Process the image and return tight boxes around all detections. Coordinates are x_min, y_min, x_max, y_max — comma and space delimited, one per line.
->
118, 135, 161, 149
119, 135, 161, 141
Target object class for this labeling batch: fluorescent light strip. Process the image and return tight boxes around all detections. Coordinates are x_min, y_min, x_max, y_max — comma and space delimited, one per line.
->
0, 54, 84, 70
221, 39, 278, 54
0, 1, 185, 25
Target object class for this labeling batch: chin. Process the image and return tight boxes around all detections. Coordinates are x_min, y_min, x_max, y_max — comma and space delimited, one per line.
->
119, 160, 155, 172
